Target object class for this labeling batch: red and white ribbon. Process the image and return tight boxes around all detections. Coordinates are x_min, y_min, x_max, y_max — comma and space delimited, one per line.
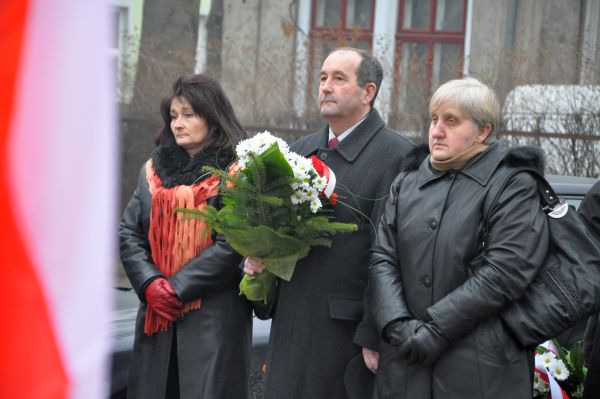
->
535, 341, 570, 399
310, 155, 337, 198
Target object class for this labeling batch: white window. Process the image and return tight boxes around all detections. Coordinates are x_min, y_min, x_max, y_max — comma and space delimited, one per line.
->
109, 6, 129, 102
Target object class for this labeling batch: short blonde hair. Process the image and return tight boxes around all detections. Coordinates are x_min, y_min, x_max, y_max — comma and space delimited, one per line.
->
429, 77, 500, 143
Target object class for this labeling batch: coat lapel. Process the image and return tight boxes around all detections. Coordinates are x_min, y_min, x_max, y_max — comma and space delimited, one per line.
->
296, 125, 328, 157
335, 110, 384, 162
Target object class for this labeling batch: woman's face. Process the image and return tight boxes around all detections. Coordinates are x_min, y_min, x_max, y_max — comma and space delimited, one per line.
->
428, 102, 489, 161
170, 96, 209, 156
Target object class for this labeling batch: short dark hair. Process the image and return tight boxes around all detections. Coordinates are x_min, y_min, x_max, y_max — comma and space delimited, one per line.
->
156, 74, 247, 153
331, 47, 383, 108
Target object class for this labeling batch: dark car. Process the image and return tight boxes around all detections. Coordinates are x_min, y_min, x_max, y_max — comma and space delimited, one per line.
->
109, 174, 598, 398
546, 174, 597, 208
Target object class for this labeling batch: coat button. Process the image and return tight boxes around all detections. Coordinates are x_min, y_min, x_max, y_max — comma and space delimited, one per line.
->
447, 171, 455, 180
420, 275, 432, 287
430, 220, 437, 230
320, 153, 328, 161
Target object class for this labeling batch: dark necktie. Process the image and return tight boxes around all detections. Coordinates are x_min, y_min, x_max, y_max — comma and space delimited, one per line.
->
328, 137, 339, 149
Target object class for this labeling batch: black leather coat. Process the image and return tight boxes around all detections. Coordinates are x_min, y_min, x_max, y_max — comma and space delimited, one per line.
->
579, 180, 600, 399
119, 161, 251, 399
369, 143, 549, 398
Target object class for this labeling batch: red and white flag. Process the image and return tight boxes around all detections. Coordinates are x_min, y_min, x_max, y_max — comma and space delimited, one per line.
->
0, 1, 116, 398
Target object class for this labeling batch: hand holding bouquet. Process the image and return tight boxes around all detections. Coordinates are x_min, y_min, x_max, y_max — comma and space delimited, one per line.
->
178, 132, 357, 303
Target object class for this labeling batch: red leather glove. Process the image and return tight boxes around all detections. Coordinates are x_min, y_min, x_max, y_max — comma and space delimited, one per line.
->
144, 278, 183, 321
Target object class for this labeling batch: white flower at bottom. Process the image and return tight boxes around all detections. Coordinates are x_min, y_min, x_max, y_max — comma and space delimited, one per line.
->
549, 359, 570, 381
533, 373, 549, 393
309, 198, 322, 213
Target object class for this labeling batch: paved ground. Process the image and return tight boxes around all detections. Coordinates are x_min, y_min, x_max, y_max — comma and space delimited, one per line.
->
114, 265, 131, 288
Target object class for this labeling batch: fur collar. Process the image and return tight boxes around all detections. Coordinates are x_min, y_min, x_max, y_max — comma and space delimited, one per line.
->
502, 146, 545, 174
151, 142, 234, 188
401, 144, 430, 172
400, 143, 545, 174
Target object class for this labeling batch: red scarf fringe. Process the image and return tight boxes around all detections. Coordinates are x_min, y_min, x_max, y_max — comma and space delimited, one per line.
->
144, 160, 220, 334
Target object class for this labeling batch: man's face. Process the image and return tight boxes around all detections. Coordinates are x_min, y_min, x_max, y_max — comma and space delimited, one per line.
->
318, 50, 367, 122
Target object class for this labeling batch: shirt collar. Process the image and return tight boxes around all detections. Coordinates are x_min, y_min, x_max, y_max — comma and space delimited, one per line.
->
328, 115, 368, 143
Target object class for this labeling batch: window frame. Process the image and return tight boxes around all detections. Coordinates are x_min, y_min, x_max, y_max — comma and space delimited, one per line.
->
394, 0, 467, 95
306, 0, 377, 113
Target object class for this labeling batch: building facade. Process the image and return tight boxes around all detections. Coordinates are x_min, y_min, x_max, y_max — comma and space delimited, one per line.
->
115, 0, 600, 208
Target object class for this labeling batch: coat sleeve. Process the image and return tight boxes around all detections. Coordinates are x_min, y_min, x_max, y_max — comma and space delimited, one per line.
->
426, 171, 549, 341
353, 166, 411, 349
119, 164, 163, 301
169, 194, 244, 304
365, 175, 414, 336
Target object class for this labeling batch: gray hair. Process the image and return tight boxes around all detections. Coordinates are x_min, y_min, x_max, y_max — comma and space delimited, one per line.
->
429, 77, 500, 143
330, 47, 383, 108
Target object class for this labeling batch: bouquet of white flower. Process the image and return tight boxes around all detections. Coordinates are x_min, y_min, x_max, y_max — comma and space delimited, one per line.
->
533, 339, 587, 398
178, 131, 357, 303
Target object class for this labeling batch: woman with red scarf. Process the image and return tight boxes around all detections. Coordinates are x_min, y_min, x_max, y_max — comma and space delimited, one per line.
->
119, 74, 250, 398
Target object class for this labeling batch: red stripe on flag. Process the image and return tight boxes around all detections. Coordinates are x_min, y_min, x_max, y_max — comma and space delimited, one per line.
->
0, 1, 68, 398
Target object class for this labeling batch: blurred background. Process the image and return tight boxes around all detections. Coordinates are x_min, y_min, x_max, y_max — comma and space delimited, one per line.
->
111, 0, 600, 277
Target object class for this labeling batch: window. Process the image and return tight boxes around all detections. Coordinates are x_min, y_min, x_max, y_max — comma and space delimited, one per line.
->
108, 0, 143, 104
390, 0, 467, 138
307, 0, 375, 113
109, 6, 129, 102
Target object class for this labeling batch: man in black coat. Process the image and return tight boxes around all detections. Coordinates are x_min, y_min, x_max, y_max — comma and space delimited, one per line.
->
580, 180, 600, 399
244, 48, 414, 398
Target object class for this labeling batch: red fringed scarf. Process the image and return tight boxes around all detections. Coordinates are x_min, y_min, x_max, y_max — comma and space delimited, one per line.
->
144, 159, 220, 334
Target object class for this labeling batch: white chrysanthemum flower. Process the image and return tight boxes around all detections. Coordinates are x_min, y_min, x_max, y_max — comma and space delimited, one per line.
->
288, 157, 312, 179
301, 177, 313, 187
293, 173, 311, 187
291, 191, 307, 205
549, 359, 570, 381
533, 373, 549, 392
292, 156, 313, 174
313, 176, 327, 191
236, 131, 290, 168
305, 189, 318, 200
536, 352, 557, 370
291, 182, 304, 191
310, 198, 322, 213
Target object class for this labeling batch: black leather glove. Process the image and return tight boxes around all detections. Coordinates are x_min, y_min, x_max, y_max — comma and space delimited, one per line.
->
397, 321, 449, 365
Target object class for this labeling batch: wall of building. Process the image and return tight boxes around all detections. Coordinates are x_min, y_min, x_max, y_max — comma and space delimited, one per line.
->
512, 0, 581, 85
468, 0, 513, 96
220, 0, 297, 128
469, 0, 591, 101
